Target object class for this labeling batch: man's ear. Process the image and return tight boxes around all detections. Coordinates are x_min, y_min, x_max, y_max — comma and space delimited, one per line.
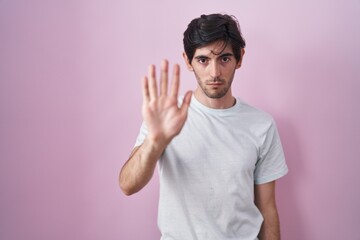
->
183, 52, 194, 71
236, 48, 245, 69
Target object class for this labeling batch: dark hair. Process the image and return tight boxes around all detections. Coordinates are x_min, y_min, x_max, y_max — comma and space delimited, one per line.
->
183, 13, 246, 63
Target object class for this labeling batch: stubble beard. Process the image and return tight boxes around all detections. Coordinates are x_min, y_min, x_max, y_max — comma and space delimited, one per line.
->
202, 80, 232, 98
195, 72, 235, 99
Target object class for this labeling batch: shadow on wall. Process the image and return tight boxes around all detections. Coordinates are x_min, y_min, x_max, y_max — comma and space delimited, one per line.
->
276, 117, 307, 240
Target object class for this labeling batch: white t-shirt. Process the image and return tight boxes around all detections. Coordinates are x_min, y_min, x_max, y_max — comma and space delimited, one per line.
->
134, 96, 288, 240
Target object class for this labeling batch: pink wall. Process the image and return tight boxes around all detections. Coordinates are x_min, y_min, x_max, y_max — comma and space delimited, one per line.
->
1, 0, 359, 239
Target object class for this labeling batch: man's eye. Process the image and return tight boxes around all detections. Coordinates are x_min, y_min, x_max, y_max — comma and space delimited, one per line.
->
198, 58, 208, 64
222, 57, 230, 62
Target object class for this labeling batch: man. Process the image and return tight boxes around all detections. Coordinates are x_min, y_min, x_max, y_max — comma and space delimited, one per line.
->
119, 13, 288, 240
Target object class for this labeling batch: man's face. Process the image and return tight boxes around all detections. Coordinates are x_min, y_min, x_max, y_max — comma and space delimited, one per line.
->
184, 41, 243, 99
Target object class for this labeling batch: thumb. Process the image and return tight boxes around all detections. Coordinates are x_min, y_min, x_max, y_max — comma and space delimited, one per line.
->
180, 91, 192, 115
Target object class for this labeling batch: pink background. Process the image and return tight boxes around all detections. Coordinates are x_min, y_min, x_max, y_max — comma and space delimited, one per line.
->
1, 0, 359, 239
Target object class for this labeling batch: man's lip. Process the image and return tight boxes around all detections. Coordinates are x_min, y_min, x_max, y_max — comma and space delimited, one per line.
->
207, 82, 223, 85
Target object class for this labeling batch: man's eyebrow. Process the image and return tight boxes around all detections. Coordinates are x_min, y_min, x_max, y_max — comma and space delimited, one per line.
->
219, 52, 234, 57
194, 55, 210, 59
194, 53, 234, 59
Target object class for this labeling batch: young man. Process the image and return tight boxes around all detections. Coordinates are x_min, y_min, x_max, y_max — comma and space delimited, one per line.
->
119, 14, 288, 240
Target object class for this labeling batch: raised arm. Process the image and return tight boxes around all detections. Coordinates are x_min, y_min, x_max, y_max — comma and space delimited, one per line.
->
119, 60, 192, 196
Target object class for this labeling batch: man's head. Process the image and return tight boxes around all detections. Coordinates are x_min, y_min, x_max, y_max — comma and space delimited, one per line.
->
182, 14, 246, 103
183, 14, 246, 64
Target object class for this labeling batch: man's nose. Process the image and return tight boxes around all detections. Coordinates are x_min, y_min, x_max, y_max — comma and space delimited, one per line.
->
209, 61, 221, 78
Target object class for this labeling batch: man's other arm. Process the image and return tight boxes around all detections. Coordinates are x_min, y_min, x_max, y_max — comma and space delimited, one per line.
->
255, 181, 281, 240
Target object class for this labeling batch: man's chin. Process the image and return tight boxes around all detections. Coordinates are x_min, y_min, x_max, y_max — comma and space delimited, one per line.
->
204, 91, 228, 99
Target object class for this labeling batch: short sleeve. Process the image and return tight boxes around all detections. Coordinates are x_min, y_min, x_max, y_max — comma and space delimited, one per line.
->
254, 120, 288, 184
134, 122, 148, 148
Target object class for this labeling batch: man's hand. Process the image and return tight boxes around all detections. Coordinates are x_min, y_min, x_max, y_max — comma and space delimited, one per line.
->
142, 60, 192, 146
119, 60, 191, 195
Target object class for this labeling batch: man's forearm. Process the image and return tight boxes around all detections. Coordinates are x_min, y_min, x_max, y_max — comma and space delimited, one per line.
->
258, 206, 281, 240
119, 138, 166, 195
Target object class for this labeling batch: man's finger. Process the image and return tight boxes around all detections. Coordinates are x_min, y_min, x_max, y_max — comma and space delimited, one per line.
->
148, 64, 158, 100
170, 64, 180, 98
142, 76, 150, 103
160, 60, 169, 96
180, 91, 192, 116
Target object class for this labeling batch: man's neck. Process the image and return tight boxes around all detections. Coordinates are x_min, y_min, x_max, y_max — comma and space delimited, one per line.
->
194, 89, 235, 109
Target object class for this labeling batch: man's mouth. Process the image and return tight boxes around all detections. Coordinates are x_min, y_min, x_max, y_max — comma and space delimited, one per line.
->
207, 80, 224, 85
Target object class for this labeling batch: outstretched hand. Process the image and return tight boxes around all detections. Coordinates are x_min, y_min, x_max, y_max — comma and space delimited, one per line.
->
142, 60, 192, 146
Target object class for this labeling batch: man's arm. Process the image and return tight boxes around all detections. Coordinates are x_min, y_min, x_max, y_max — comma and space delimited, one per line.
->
255, 181, 281, 240
119, 60, 192, 196
119, 139, 165, 195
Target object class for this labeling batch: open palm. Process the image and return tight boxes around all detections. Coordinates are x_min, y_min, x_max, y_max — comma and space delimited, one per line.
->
142, 60, 192, 145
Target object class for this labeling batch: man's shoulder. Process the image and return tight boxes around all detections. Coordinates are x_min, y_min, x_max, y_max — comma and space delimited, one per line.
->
236, 97, 275, 123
